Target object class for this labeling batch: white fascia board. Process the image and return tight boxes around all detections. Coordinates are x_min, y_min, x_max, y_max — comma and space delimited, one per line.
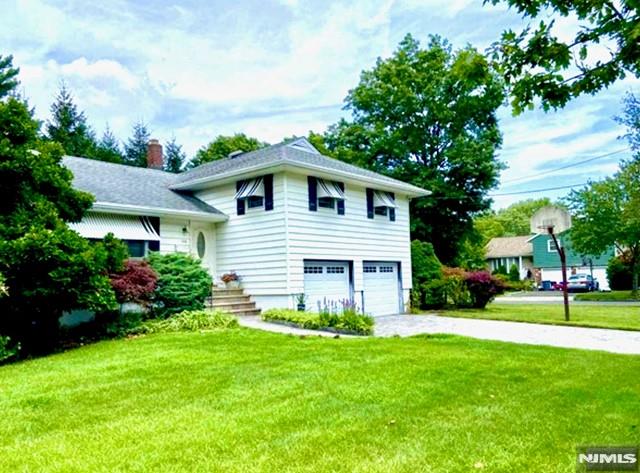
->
92, 202, 228, 222
171, 161, 431, 198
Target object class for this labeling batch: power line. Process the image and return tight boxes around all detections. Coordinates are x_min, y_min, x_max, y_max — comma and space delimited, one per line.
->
489, 183, 587, 197
500, 148, 628, 185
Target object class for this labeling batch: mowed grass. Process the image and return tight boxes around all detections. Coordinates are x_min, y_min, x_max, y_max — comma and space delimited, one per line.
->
439, 303, 640, 331
1, 330, 639, 472
575, 290, 640, 302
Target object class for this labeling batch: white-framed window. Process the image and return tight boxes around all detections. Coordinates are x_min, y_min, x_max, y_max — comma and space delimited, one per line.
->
318, 196, 335, 209
374, 206, 388, 216
326, 266, 345, 274
547, 239, 558, 252
247, 195, 264, 209
304, 266, 323, 274
379, 266, 394, 273
363, 266, 377, 273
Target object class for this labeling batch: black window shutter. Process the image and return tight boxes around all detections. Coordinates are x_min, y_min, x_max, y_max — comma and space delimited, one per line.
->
389, 192, 396, 221
337, 182, 345, 215
308, 176, 317, 211
264, 174, 274, 211
366, 188, 374, 219
236, 180, 245, 215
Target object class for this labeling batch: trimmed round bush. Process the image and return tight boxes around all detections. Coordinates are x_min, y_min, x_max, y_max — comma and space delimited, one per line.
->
148, 253, 212, 317
464, 271, 506, 309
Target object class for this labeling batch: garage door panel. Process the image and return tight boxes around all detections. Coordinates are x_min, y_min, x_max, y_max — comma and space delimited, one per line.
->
363, 262, 400, 316
304, 261, 351, 312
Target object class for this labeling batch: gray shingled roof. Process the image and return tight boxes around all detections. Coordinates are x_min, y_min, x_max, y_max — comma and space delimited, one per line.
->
62, 157, 223, 216
173, 140, 429, 194
485, 236, 533, 258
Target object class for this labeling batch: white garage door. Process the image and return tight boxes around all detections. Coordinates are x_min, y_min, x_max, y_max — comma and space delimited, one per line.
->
303, 261, 351, 313
363, 262, 400, 316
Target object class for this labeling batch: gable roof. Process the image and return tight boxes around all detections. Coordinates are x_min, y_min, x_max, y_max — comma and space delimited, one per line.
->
62, 156, 226, 221
485, 236, 533, 258
171, 138, 431, 197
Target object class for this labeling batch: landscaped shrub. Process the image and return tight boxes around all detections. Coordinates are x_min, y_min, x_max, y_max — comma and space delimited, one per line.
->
607, 255, 633, 290
420, 279, 447, 309
508, 263, 520, 282
148, 253, 212, 317
143, 310, 238, 333
464, 271, 506, 309
442, 267, 473, 308
492, 265, 507, 276
0, 335, 20, 364
262, 308, 374, 335
110, 260, 158, 306
411, 240, 443, 310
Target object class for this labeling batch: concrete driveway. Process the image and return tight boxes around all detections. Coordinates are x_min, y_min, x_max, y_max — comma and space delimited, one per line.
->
375, 314, 640, 355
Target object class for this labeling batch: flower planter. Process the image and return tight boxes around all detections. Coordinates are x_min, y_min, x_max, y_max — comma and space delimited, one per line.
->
225, 280, 240, 289
296, 303, 306, 312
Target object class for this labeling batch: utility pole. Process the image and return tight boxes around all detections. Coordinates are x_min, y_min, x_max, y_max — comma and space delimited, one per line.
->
547, 226, 570, 321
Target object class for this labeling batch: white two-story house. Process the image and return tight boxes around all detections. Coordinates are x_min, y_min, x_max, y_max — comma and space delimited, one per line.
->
64, 138, 430, 316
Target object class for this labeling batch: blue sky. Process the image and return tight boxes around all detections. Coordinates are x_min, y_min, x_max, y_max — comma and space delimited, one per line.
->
2, 0, 638, 208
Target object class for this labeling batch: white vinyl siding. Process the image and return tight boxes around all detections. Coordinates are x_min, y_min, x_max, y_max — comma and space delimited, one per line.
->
195, 174, 288, 296
285, 172, 412, 309
159, 217, 191, 254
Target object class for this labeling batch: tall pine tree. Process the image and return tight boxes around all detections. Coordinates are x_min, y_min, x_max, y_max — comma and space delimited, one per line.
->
164, 137, 186, 173
93, 125, 124, 163
124, 121, 150, 167
45, 83, 97, 157
0, 54, 20, 99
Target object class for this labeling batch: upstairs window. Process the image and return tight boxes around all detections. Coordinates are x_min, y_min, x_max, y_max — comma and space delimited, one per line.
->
366, 189, 396, 221
235, 175, 273, 215
547, 239, 559, 252
308, 177, 345, 215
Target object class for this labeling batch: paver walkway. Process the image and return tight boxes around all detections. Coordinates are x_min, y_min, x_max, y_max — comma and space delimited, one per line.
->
375, 314, 640, 355
239, 314, 640, 354
238, 316, 355, 338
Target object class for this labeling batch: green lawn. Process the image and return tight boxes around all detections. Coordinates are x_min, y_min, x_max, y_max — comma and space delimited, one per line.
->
439, 304, 640, 331
1, 329, 639, 472
575, 290, 640, 302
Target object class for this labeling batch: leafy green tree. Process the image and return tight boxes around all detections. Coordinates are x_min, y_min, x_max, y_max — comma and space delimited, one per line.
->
45, 83, 97, 157
0, 96, 120, 353
0, 54, 19, 98
124, 121, 150, 167
487, 0, 640, 114
567, 159, 640, 295
476, 198, 552, 240
93, 126, 124, 163
190, 133, 267, 168
164, 137, 186, 173
325, 34, 505, 264
616, 92, 640, 153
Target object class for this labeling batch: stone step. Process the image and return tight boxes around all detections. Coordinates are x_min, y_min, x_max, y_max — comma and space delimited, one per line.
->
207, 295, 252, 305
210, 301, 257, 311
212, 288, 244, 296
226, 308, 261, 317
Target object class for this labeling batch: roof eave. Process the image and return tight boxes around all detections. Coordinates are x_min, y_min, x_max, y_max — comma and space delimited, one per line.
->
92, 202, 228, 222
171, 160, 431, 197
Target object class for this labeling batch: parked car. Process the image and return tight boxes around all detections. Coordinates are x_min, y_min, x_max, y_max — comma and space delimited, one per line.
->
567, 273, 599, 292
552, 281, 567, 291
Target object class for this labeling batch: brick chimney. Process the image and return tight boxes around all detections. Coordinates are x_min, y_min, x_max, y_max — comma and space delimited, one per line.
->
147, 139, 163, 170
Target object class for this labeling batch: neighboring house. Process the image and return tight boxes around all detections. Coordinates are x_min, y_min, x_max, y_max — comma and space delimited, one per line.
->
484, 206, 614, 289
485, 236, 533, 279
65, 138, 430, 316
528, 232, 614, 290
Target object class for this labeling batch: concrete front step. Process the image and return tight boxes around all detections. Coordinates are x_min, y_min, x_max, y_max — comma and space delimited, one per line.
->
210, 302, 257, 311
207, 295, 252, 305
226, 308, 261, 317
212, 287, 244, 296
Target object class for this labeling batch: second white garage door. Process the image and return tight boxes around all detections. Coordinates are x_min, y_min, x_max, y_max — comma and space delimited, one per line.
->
363, 262, 400, 316
303, 260, 351, 312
